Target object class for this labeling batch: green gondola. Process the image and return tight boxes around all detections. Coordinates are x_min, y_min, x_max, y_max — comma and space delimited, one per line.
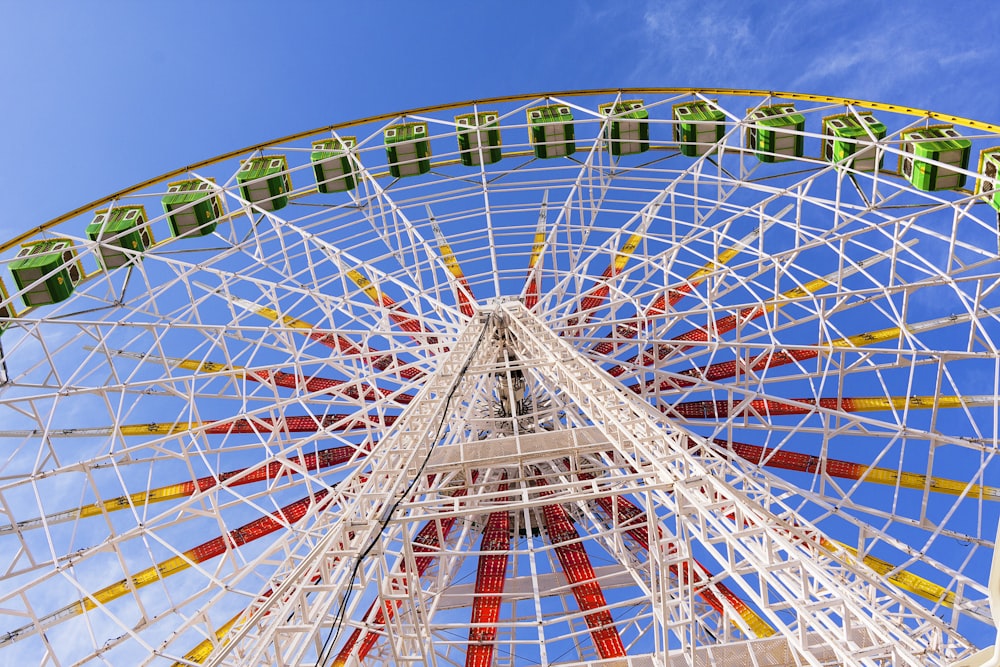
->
599, 100, 649, 157
312, 137, 358, 193
673, 100, 724, 157
746, 104, 804, 163
822, 112, 886, 172
9, 239, 82, 307
455, 112, 502, 166
86, 205, 152, 269
977, 147, 1000, 212
526, 104, 575, 159
162, 179, 223, 237
385, 122, 431, 177
237, 156, 292, 211
898, 125, 971, 191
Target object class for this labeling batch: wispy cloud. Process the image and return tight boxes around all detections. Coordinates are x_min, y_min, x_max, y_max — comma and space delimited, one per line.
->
627, 1, 998, 122
633, 1, 758, 83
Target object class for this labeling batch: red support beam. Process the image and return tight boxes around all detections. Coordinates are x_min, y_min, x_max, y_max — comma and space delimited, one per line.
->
466, 482, 511, 667
534, 475, 627, 660
605, 271, 832, 378
590, 222, 767, 358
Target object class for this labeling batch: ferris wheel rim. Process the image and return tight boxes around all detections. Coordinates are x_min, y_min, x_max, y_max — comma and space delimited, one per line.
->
7, 86, 999, 256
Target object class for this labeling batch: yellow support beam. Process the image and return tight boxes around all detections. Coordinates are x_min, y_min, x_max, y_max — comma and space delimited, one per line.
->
828, 540, 955, 607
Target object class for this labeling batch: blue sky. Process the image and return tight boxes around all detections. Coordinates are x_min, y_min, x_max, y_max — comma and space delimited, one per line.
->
1, 1, 998, 240
1, 2, 1000, 661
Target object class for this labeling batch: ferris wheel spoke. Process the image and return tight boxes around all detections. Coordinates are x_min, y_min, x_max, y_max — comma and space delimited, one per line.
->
98, 348, 415, 405
635, 304, 1000, 394
192, 283, 434, 387
797, 477, 997, 549
0, 475, 348, 586
606, 241, 904, 379
564, 190, 667, 330
710, 497, 984, 621
170, 566, 333, 667
174, 608, 246, 667
590, 232, 756, 356
825, 539, 960, 609
563, 232, 639, 330
705, 436, 1000, 501
0, 412, 395, 440
667, 394, 991, 420
690, 433, 998, 590
523, 189, 549, 310
345, 266, 444, 346
593, 214, 781, 357
217, 292, 426, 381
350, 152, 475, 320
0, 442, 365, 536
0, 490, 332, 649
427, 206, 477, 317
227, 195, 458, 333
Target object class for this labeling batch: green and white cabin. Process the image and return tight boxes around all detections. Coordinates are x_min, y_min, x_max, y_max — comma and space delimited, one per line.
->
898, 125, 971, 191
526, 105, 575, 159
455, 112, 502, 166
311, 137, 358, 193
10, 239, 83, 307
384, 123, 431, 178
599, 100, 649, 156
977, 147, 1000, 212
822, 113, 887, 172
746, 104, 805, 163
86, 205, 152, 270
237, 156, 292, 211
673, 100, 725, 157
162, 179, 223, 238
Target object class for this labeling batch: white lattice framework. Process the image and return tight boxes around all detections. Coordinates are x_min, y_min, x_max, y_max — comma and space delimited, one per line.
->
1, 89, 1000, 666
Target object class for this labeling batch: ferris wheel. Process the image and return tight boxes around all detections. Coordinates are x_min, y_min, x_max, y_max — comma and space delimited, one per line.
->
2, 88, 1000, 666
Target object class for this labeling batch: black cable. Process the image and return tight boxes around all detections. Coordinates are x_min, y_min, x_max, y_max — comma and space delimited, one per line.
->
315, 313, 493, 665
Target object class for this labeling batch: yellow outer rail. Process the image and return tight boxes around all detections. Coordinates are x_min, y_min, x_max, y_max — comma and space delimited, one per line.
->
4, 88, 997, 255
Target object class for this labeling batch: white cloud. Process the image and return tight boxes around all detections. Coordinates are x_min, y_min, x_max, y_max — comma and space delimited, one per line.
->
627, 0, 998, 124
